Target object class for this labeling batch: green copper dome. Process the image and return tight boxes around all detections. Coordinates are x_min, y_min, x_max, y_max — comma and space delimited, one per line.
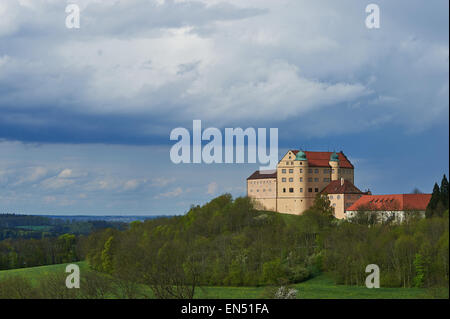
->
330, 151, 339, 162
295, 150, 307, 161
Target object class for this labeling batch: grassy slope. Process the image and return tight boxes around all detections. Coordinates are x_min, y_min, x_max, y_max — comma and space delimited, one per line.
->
1, 262, 447, 299
0, 261, 89, 286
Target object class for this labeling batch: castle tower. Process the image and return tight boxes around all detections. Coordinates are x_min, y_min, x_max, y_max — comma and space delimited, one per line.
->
329, 151, 340, 181
294, 150, 311, 213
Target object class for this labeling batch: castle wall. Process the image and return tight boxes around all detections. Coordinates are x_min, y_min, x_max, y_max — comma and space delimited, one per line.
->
247, 178, 277, 211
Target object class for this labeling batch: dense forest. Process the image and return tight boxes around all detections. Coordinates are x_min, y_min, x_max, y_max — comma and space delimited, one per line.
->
0, 214, 126, 270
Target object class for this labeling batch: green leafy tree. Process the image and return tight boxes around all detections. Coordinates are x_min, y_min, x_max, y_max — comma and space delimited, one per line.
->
101, 236, 115, 274
262, 258, 287, 285
413, 253, 426, 287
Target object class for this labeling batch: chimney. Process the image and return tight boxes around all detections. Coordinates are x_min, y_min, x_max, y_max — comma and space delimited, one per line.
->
340, 177, 344, 186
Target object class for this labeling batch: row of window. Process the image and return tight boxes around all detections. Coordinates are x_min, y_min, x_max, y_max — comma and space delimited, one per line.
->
281, 168, 336, 174
328, 194, 341, 200
284, 161, 302, 165
281, 177, 330, 183
249, 189, 272, 192
249, 180, 274, 185
282, 187, 319, 193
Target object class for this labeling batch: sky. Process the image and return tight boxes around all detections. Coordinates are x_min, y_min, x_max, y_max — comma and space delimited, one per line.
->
0, 0, 448, 215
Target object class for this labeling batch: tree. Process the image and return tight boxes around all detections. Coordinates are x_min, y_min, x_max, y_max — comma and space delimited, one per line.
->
311, 194, 334, 218
413, 253, 426, 288
142, 241, 200, 299
262, 258, 287, 285
302, 194, 335, 230
79, 270, 114, 299
440, 175, 449, 209
101, 236, 114, 274
426, 183, 441, 218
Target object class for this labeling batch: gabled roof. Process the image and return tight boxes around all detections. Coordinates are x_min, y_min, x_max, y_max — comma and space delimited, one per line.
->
290, 150, 354, 168
347, 194, 432, 211
247, 170, 277, 180
321, 179, 363, 194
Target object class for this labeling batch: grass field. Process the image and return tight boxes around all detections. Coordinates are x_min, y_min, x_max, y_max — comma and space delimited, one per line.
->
0, 261, 90, 286
0, 262, 447, 299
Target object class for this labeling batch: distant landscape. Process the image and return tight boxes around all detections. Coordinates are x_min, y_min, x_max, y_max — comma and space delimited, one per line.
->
40, 215, 174, 223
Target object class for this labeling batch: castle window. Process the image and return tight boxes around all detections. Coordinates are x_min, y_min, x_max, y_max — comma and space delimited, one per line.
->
289, 188, 294, 193
300, 188, 303, 192
314, 169, 319, 174
289, 178, 293, 182
314, 178, 319, 182
299, 162, 303, 165
308, 188, 313, 193
283, 188, 286, 193
308, 178, 313, 182
308, 169, 313, 173
323, 169, 328, 174
282, 169, 286, 173
329, 195, 333, 199
282, 178, 286, 182
323, 178, 330, 182
300, 177, 303, 182
315, 188, 319, 192
299, 168, 303, 173
289, 169, 293, 173
337, 195, 341, 199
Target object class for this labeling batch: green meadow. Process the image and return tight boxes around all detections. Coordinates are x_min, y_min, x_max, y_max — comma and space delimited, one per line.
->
0, 262, 447, 299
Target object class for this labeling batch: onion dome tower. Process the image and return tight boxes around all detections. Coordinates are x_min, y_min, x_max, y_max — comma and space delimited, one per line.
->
329, 151, 340, 181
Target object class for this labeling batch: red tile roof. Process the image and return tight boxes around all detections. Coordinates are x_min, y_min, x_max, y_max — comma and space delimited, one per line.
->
347, 194, 431, 211
320, 179, 363, 194
247, 170, 277, 180
291, 150, 354, 168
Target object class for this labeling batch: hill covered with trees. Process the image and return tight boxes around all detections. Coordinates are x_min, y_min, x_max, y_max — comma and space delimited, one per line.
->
79, 191, 448, 298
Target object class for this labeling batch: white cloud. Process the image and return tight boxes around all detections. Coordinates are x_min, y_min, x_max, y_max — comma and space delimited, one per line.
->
58, 168, 73, 178
123, 178, 146, 191
207, 181, 218, 194
155, 187, 184, 198
40, 176, 75, 190
151, 177, 176, 186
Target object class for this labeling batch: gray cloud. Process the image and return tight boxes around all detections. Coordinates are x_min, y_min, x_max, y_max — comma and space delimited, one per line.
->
1, 0, 447, 144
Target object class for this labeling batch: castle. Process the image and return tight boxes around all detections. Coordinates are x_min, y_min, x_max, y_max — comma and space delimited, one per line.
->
246, 150, 368, 218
